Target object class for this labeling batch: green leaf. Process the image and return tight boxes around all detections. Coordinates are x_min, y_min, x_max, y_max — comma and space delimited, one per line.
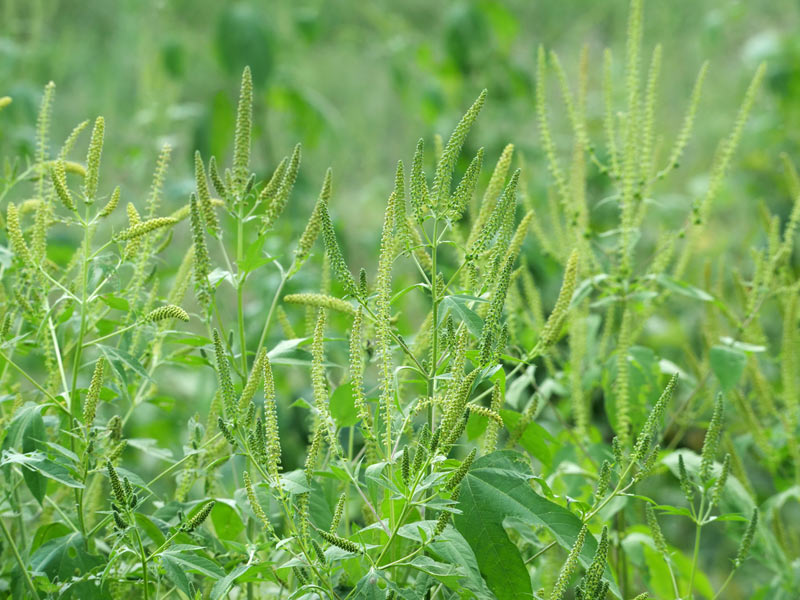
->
398, 521, 492, 597
99, 294, 130, 312
135, 513, 167, 547
365, 461, 389, 506
353, 568, 421, 600
268, 338, 313, 366
160, 550, 225, 580
161, 554, 193, 597
652, 274, 714, 302
1, 403, 48, 504
466, 410, 488, 440
500, 410, 554, 466
440, 295, 485, 338
2, 403, 46, 453
709, 345, 747, 391
211, 499, 245, 541
330, 382, 359, 427
352, 569, 394, 600
407, 556, 463, 589
31, 522, 71, 552
454, 450, 619, 599
719, 336, 766, 353
98, 344, 152, 380
29, 533, 103, 582
240, 234, 274, 272
211, 564, 251, 600
570, 274, 609, 307
0, 451, 83, 488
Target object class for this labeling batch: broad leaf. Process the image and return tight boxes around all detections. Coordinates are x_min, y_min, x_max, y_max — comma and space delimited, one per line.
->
29, 533, 103, 581
330, 381, 360, 427
709, 345, 746, 391
2, 403, 48, 503
454, 451, 619, 599
399, 520, 492, 597
440, 295, 485, 338
160, 550, 225, 580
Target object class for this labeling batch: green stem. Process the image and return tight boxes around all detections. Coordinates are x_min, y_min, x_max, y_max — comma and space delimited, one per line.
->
132, 523, 151, 600
584, 458, 637, 523
687, 495, 705, 600
70, 210, 92, 421
524, 540, 557, 565
82, 321, 139, 347
67, 214, 91, 536
236, 203, 249, 378
711, 568, 737, 600
374, 448, 436, 567
47, 316, 69, 395
256, 268, 289, 353
237, 280, 248, 375
0, 516, 40, 600
145, 529, 183, 562
429, 216, 440, 433
0, 350, 70, 417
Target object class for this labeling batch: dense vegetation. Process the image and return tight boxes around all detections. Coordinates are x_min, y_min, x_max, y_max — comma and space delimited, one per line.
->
1, 1, 799, 599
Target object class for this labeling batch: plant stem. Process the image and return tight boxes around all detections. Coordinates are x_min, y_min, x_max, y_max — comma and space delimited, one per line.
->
70, 210, 92, 421
47, 316, 69, 394
237, 281, 248, 374
0, 350, 70, 417
712, 569, 737, 600
132, 523, 151, 600
0, 516, 40, 600
236, 202, 249, 378
375, 447, 437, 566
429, 216, 440, 433
524, 540, 557, 565
256, 267, 288, 353
82, 321, 138, 347
687, 495, 705, 600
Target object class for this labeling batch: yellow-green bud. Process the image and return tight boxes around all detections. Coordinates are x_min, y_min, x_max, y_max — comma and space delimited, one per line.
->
243, 471, 272, 533
317, 529, 361, 554
144, 305, 189, 323
83, 358, 105, 427
115, 217, 177, 241
184, 500, 215, 532
330, 493, 345, 533
283, 293, 356, 316
98, 186, 120, 218
445, 448, 476, 492
6, 203, 32, 267
106, 460, 126, 506
213, 329, 236, 418
51, 160, 75, 211
700, 393, 724, 482
84, 117, 104, 202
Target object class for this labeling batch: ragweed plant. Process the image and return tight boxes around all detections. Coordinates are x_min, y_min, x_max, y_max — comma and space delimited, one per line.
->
504, 0, 797, 598
0, 2, 797, 599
